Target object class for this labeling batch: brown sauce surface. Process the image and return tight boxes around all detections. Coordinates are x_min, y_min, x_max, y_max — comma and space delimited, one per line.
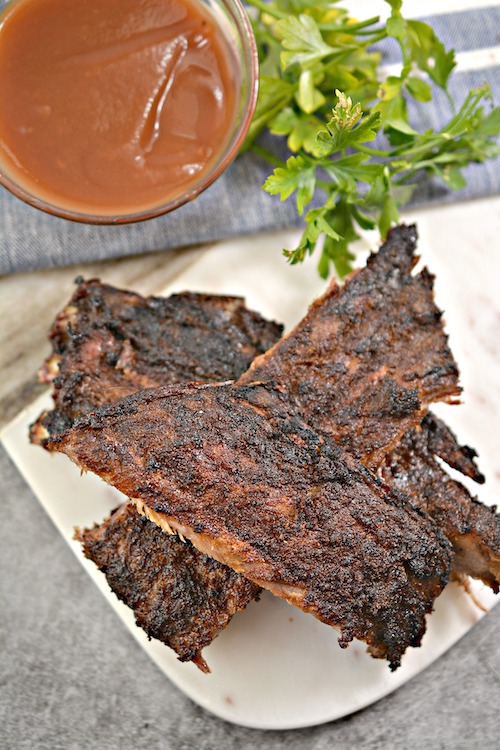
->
0, 0, 241, 216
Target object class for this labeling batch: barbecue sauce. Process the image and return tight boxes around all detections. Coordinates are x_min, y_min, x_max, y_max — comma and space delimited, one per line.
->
0, 0, 241, 217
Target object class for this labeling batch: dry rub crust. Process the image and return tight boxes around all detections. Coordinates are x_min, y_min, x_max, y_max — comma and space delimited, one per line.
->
381, 414, 500, 592
235, 225, 499, 590
30, 280, 283, 443
240, 224, 461, 468
75, 503, 261, 672
49, 381, 453, 671
30, 282, 282, 668
35, 225, 499, 670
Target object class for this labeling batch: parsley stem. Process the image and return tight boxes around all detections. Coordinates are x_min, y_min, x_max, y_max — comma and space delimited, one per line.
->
355, 30, 387, 46
319, 17, 381, 33
245, 0, 288, 20
356, 145, 391, 157
251, 143, 285, 168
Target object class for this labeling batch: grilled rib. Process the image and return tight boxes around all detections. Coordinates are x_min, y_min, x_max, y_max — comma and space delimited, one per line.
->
381, 414, 500, 592
30, 279, 283, 442
75, 502, 261, 672
49, 381, 453, 671
30, 281, 282, 668
35, 225, 499, 670
239, 224, 461, 468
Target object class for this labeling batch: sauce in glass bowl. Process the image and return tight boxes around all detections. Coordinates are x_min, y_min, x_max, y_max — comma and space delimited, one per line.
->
0, 0, 257, 222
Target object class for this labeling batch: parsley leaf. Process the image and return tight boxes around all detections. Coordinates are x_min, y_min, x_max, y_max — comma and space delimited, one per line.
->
277, 14, 335, 69
245, 0, 500, 278
263, 155, 316, 214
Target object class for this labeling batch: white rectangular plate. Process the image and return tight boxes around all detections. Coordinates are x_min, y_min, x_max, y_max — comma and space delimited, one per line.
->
2, 212, 499, 730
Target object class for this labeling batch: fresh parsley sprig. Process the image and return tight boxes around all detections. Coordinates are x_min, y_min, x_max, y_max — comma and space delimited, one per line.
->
244, 0, 500, 278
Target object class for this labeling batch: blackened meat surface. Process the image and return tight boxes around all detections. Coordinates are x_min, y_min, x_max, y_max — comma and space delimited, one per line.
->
50, 382, 453, 670
76, 503, 261, 671
381, 417, 500, 592
419, 413, 485, 483
31, 280, 282, 668
31, 279, 282, 441
36, 225, 499, 671
240, 225, 461, 468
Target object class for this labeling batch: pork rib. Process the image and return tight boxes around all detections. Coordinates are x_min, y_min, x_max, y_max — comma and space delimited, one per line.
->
49, 381, 453, 671
381, 414, 500, 592
31, 282, 282, 667
75, 502, 261, 672
240, 224, 460, 468
31, 279, 283, 441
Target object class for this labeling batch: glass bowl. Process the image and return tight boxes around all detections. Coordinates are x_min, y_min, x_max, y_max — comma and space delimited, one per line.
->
0, 0, 258, 224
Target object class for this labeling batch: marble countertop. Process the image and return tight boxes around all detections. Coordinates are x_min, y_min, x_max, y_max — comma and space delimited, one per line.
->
1, 196, 499, 748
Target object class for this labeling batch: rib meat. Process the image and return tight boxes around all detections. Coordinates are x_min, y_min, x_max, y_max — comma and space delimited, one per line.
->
30, 281, 282, 667
49, 381, 453, 671
235, 224, 498, 590
30, 279, 283, 441
381, 414, 500, 592
240, 224, 460, 468
75, 502, 261, 672
36, 225, 499, 670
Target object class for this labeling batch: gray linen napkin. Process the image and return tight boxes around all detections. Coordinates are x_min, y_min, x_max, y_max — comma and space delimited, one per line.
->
1, 3, 499, 275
